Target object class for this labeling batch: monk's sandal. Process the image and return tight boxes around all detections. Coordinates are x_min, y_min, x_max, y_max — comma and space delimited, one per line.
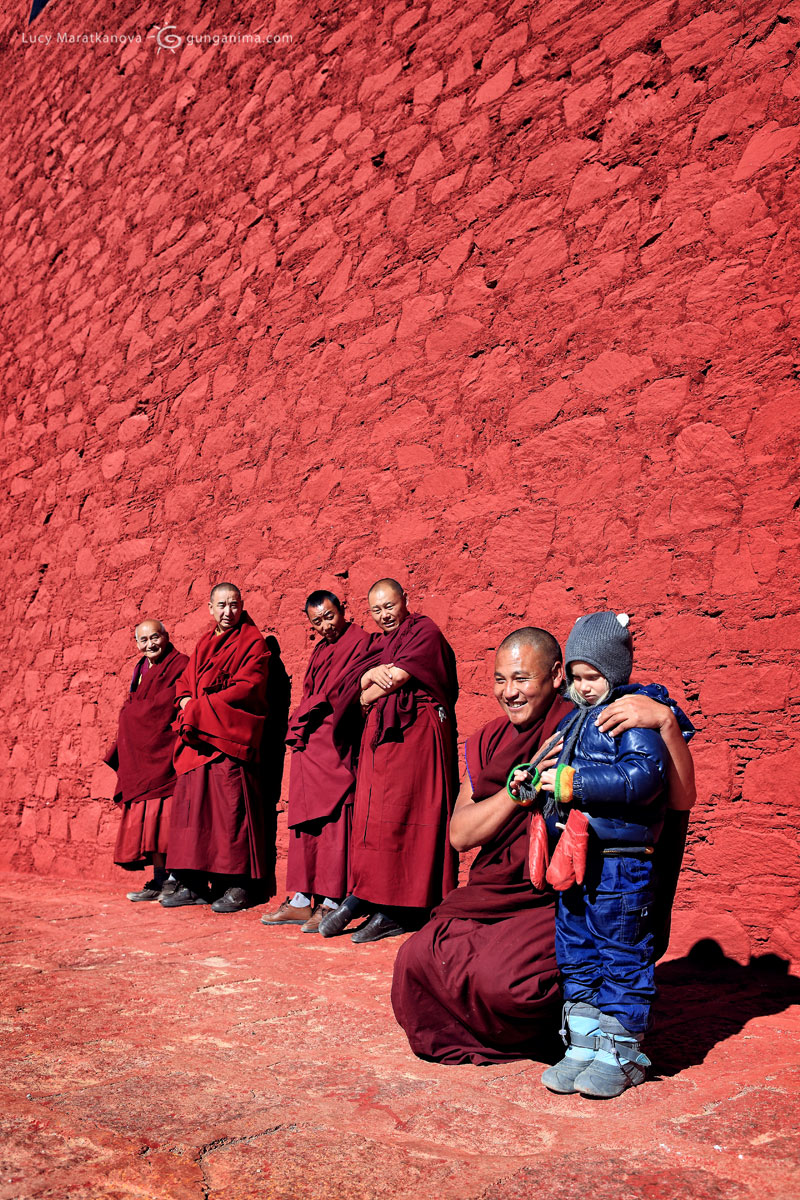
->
573, 1014, 650, 1098
541, 1001, 601, 1094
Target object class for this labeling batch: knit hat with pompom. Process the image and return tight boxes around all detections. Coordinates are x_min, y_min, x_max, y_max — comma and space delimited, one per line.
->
564, 611, 633, 689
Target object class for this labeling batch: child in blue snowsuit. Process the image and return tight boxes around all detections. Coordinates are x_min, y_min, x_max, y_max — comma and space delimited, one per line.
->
539, 611, 694, 1098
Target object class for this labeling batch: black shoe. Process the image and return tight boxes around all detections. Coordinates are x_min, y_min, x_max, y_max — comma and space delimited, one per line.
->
160, 878, 180, 898
126, 879, 161, 902
160, 886, 210, 908
318, 895, 365, 938
211, 887, 249, 913
351, 912, 406, 944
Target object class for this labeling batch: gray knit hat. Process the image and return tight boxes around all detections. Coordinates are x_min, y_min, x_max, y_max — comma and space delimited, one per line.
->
564, 611, 633, 689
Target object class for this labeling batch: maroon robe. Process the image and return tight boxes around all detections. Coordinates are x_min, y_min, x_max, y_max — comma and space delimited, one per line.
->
285, 621, 370, 898
348, 613, 459, 909
391, 693, 574, 1064
105, 644, 188, 869
168, 614, 270, 878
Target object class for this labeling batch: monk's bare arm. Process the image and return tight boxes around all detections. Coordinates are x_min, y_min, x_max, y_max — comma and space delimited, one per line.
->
449, 775, 518, 852
595, 694, 696, 810
360, 666, 411, 706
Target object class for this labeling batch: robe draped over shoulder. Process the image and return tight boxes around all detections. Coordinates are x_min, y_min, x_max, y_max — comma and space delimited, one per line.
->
168, 615, 270, 879
348, 613, 460, 909
174, 613, 269, 773
285, 621, 370, 825
284, 622, 370, 898
105, 644, 188, 805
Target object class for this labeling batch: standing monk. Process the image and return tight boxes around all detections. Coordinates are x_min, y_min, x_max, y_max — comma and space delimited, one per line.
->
320, 579, 459, 944
262, 591, 370, 933
164, 583, 270, 914
106, 619, 188, 902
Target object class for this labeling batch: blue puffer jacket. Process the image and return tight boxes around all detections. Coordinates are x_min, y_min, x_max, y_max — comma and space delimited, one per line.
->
553, 683, 695, 846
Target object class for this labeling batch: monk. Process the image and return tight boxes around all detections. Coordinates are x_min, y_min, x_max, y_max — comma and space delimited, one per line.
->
392, 627, 698, 1065
262, 591, 369, 933
392, 628, 570, 1062
106, 619, 188, 902
319, 579, 459, 944
164, 583, 270, 913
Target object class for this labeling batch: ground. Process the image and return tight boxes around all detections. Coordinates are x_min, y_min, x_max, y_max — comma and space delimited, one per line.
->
1, 873, 798, 1200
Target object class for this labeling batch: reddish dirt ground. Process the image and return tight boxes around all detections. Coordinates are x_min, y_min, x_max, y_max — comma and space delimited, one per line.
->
2, 873, 798, 1200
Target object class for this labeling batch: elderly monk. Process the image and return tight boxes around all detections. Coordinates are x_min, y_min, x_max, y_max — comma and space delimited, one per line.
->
106, 619, 188, 902
319, 578, 459, 944
262, 591, 370, 933
164, 582, 270, 914
392, 627, 697, 1064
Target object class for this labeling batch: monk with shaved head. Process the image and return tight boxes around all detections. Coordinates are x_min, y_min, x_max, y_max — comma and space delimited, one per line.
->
105, 618, 188, 901
392, 624, 694, 1065
261, 590, 370, 932
164, 582, 270, 913
319, 579, 459, 943
391, 627, 572, 1061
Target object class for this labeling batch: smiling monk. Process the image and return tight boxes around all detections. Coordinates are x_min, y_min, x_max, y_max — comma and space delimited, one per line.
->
164, 583, 270, 914
319, 579, 459, 944
106, 619, 188, 901
391, 627, 573, 1063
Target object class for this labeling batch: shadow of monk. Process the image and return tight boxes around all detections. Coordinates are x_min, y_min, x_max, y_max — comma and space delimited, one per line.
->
253, 634, 291, 901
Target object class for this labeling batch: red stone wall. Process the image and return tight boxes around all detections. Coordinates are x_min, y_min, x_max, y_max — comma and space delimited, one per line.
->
1, 0, 798, 966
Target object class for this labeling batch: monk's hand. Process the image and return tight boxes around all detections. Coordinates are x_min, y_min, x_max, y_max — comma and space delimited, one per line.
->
596, 694, 671, 737
539, 768, 557, 793
370, 664, 395, 690
538, 737, 563, 772
179, 697, 190, 710
508, 769, 529, 799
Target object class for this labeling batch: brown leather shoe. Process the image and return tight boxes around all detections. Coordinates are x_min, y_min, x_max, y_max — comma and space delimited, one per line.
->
301, 904, 334, 933
260, 898, 313, 926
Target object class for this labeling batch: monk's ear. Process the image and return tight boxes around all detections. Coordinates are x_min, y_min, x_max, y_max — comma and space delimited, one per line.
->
552, 661, 565, 689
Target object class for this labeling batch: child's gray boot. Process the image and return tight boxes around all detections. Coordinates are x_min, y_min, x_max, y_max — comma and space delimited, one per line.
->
573, 1012, 650, 1098
541, 1001, 601, 1094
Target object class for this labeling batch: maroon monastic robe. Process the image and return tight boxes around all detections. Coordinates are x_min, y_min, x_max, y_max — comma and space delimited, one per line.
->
348, 612, 459, 909
391, 693, 574, 1064
285, 621, 370, 898
168, 614, 270, 877
105, 644, 188, 868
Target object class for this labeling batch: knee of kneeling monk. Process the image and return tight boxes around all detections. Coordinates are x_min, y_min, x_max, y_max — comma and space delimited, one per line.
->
392, 931, 428, 979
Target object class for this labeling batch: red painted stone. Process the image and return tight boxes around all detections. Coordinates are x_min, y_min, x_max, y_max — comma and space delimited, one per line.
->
0, 0, 798, 977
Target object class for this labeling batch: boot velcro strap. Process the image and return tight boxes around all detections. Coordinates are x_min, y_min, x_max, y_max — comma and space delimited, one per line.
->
601, 1033, 651, 1068
563, 1028, 599, 1051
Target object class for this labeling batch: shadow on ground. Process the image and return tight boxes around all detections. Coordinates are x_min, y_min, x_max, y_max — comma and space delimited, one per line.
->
652, 939, 800, 1078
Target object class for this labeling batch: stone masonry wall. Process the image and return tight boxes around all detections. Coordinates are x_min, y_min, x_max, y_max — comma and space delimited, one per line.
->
1, 0, 798, 967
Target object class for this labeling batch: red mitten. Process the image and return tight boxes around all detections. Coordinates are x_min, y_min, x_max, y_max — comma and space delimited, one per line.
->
528, 811, 550, 891
546, 809, 590, 891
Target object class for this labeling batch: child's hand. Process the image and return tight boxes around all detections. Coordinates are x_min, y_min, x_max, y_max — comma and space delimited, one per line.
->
539, 768, 557, 793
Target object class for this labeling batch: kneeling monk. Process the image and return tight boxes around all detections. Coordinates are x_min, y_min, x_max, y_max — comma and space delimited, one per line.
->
165, 582, 270, 913
391, 627, 572, 1063
320, 579, 459, 944
106, 619, 188, 901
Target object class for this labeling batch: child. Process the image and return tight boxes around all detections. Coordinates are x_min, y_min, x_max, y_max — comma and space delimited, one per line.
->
538, 611, 694, 1098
